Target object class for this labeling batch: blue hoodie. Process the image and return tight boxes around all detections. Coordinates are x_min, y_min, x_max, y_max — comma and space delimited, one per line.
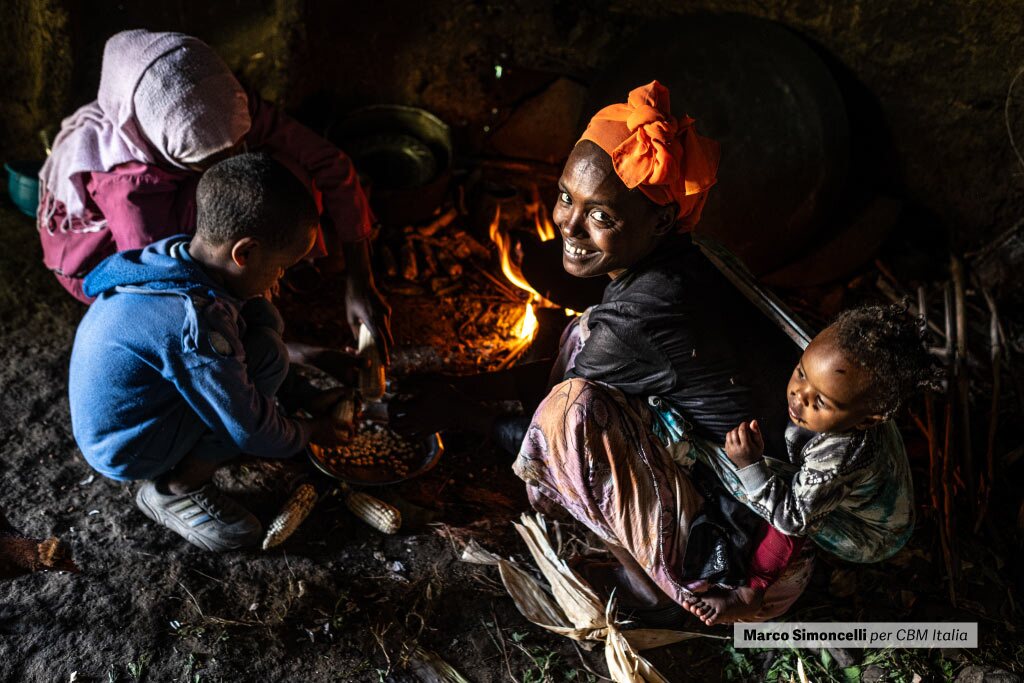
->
69, 235, 310, 481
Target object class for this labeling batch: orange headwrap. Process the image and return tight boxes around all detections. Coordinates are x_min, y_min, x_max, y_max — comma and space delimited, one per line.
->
578, 80, 719, 231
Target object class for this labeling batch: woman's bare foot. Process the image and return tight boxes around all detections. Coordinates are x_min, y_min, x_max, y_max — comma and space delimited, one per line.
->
683, 585, 764, 626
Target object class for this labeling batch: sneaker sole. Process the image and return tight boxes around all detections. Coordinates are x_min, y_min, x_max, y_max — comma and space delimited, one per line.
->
135, 489, 244, 553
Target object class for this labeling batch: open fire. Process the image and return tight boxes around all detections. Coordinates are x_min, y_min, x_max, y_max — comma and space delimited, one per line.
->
526, 184, 557, 243
487, 183, 581, 349
488, 206, 542, 341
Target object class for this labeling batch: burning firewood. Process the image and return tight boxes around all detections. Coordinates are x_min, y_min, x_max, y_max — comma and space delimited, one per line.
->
379, 244, 399, 278
436, 248, 463, 279
0, 510, 78, 580
417, 206, 458, 237
400, 239, 419, 281
419, 241, 438, 278
448, 229, 491, 261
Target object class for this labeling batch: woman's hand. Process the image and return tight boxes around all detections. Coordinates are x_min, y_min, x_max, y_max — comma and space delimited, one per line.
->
303, 387, 352, 416
287, 342, 367, 386
309, 414, 352, 447
303, 387, 357, 438
344, 239, 393, 365
724, 420, 764, 468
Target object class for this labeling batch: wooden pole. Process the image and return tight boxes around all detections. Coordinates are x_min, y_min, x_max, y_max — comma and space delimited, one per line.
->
950, 255, 975, 521
919, 287, 941, 516
975, 289, 1001, 533
941, 282, 958, 604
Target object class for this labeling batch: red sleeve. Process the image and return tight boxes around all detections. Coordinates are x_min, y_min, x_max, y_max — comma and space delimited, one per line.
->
244, 90, 373, 244
90, 165, 195, 252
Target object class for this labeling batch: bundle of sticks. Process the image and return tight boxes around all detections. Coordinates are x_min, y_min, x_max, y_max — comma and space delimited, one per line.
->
376, 204, 548, 370
875, 255, 1007, 605
377, 207, 487, 297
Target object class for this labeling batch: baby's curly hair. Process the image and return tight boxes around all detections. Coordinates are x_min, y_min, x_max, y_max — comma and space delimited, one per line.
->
831, 304, 941, 418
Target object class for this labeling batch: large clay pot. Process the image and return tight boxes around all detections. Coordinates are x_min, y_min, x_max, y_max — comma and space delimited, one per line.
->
584, 13, 850, 275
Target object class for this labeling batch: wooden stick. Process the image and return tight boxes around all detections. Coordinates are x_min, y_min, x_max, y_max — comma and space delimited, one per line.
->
941, 282, 957, 604
876, 276, 946, 339
951, 255, 975, 517
468, 261, 524, 302
496, 336, 534, 370
919, 286, 942, 517
975, 288, 1001, 533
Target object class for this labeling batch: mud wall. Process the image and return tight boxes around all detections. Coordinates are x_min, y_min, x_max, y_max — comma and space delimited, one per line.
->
2, 0, 1021, 251
0, 0, 71, 160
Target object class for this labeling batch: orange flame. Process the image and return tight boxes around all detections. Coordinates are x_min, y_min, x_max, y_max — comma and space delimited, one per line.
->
528, 184, 557, 242
517, 301, 538, 340
488, 207, 541, 298
489, 207, 540, 341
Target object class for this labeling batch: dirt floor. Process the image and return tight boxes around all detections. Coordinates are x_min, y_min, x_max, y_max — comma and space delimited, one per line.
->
1, 200, 1022, 683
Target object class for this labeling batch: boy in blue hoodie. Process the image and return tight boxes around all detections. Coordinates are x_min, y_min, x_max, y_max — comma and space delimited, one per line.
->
69, 153, 349, 552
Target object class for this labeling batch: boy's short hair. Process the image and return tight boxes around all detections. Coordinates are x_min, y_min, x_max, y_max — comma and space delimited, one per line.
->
832, 304, 941, 418
196, 153, 318, 248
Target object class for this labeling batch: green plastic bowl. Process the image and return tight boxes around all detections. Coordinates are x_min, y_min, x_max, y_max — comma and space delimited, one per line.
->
5, 161, 42, 218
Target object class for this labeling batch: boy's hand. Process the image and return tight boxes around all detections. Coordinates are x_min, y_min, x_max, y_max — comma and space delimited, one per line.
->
724, 420, 765, 468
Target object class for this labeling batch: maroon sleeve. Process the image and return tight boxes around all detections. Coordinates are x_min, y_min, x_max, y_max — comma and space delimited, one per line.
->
90, 165, 196, 252
244, 90, 373, 244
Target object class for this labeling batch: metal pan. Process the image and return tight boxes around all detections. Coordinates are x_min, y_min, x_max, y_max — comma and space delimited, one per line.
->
308, 431, 444, 486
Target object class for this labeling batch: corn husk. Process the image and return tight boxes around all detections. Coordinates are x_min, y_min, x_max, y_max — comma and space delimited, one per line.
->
408, 646, 471, 683
357, 324, 386, 401
461, 514, 721, 683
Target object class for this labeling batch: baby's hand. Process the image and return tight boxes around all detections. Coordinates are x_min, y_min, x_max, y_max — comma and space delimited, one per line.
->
724, 420, 765, 468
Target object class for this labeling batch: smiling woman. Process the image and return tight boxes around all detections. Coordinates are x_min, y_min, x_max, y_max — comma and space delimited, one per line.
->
555, 140, 678, 279
511, 81, 812, 628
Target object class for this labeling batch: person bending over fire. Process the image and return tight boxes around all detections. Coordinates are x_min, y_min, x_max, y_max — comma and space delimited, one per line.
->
38, 29, 392, 364
396, 81, 814, 626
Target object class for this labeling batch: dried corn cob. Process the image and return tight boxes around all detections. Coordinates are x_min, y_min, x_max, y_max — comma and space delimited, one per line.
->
357, 324, 386, 401
333, 396, 356, 431
262, 483, 318, 549
341, 483, 401, 534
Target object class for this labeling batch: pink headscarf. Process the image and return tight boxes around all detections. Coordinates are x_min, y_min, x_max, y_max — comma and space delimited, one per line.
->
578, 80, 719, 231
39, 30, 251, 232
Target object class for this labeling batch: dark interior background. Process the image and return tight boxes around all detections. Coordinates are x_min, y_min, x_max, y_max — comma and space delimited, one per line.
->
2, 0, 1022, 259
